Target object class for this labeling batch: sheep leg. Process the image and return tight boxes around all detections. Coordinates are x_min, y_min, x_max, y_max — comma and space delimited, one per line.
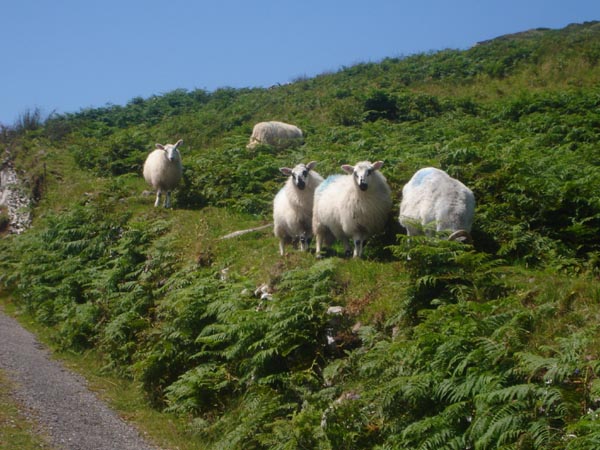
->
315, 233, 324, 257
154, 190, 162, 207
299, 233, 310, 252
353, 239, 368, 258
279, 239, 286, 256
353, 240, 362, 258
164, 191, 172, 208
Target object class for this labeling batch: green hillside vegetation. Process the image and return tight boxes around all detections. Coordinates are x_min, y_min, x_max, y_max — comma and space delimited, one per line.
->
2, 21, 600, 449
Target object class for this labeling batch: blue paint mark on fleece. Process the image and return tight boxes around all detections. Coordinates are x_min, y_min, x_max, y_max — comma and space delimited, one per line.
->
411, 167, 435, 186
316, 175, 342, 195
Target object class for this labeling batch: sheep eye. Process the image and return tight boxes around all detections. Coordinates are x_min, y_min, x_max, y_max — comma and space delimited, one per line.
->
302, 170, 308, 177
367, 169, 373, 175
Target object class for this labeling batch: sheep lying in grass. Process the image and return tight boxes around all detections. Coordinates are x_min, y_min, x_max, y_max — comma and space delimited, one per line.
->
247, 121, 304, 149
273, 161, 323, 255
313, 161, 392, 258
143, 139, 183, 208
399, 167, 475, 242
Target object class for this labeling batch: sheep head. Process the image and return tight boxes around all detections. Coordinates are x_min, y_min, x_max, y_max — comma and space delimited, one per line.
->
155, 139, 183, 162
280, 161, 317, 191
341, 160, 383, 191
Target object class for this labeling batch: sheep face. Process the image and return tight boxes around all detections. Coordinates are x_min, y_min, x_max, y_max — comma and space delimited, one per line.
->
341, 161, 384, 191
156, 139, 183, 162
280, 161, 316, 191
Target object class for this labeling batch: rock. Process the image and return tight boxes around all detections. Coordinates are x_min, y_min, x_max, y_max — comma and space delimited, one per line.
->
0, 157, 32, 234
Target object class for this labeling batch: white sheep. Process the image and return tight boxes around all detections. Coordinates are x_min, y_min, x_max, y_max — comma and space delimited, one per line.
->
312, 161, 392, 258
273, 161, 324, 255
247, 121, 304, 149
399, 167, 475, 242
142, 139, 183, 208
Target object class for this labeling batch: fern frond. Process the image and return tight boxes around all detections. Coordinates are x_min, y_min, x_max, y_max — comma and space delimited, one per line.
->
474, 407, 526, 449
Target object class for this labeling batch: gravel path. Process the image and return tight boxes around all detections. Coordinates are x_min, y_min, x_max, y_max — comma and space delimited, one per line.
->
0, 309, 160, 450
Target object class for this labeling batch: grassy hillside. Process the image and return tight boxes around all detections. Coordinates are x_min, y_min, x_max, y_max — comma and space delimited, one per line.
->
2, 21, 600, 449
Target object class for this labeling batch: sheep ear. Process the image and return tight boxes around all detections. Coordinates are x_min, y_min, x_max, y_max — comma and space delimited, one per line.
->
155, 144, 165, 150
372, 161, 384, 171
306, 161, 317, 170
341, 164, 354, 174
174, 139, 183, 148
280, 167, 293, 176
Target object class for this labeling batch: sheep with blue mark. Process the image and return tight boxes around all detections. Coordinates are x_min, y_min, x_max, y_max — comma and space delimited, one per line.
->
273, 161, 324, 255
399, 167, 475, 242
312, 160, 392, 258
143, 139, 183, 208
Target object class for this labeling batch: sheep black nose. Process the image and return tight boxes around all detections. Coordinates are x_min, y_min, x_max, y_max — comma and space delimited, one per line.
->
359, 182, 368, 191
296, 179, 306, 190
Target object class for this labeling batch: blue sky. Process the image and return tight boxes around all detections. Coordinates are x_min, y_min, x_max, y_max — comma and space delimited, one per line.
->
1, 0, 599, 125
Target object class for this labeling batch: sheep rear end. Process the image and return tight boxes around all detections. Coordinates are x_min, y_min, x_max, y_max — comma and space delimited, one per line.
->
399, 167, 474, 240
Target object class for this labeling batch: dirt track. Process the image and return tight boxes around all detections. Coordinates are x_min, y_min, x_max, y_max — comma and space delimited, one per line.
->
0, 308, 160, 450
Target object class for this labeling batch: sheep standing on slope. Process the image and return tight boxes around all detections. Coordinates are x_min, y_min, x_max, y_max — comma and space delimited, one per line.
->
247, 121, 304, 149
143, 139, 183, 208
399, 167, 475, 242
273, 161, 323, 255
313, 161, 392, 258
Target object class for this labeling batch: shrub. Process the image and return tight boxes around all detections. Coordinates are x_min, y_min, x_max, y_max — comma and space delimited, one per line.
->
363, 90, 398, 122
